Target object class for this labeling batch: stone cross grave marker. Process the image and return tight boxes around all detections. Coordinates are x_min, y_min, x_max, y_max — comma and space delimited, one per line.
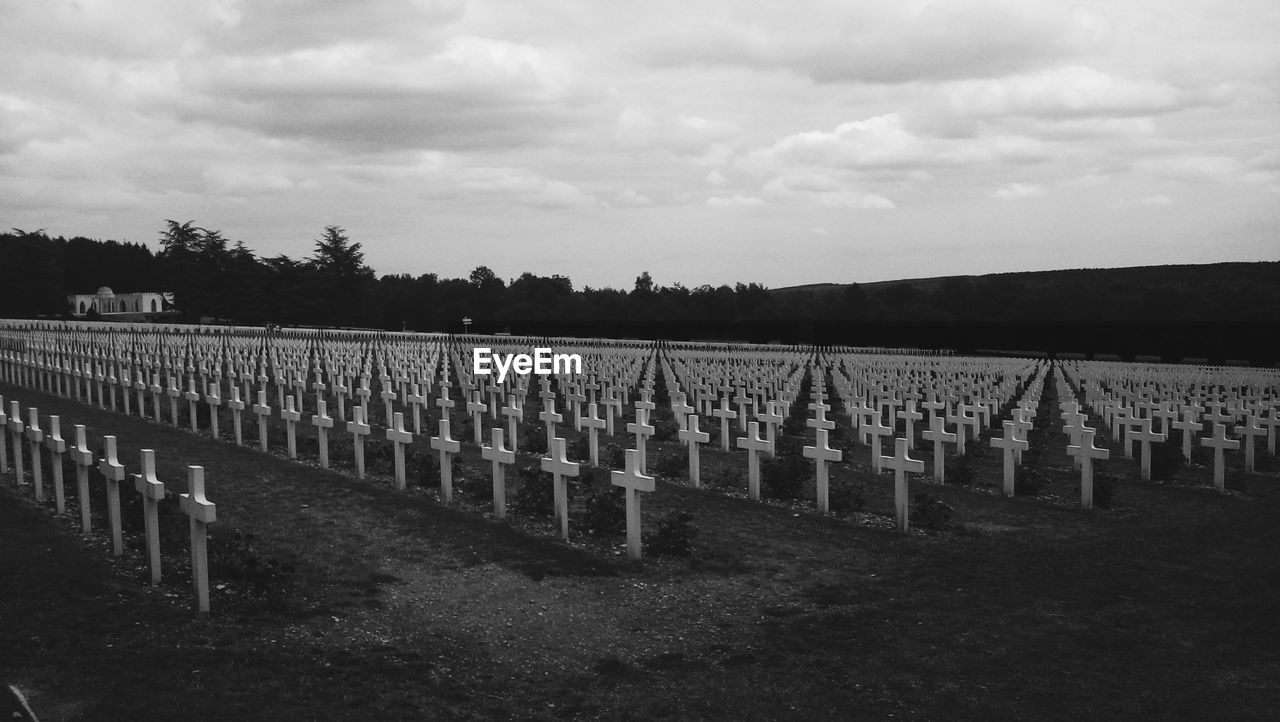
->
430, 417, 461, 502
1237, 414, 1266, 473
253, 390, 272, 452
990, 421, 1029, 497
542, 436, 580, 541
0, 397, 9, 474
280, 395, 301, 460
347, 404, 371, 479
881, 437, 924, 533
481, 427, 515, 519
540, 397, 563, 452
611, 448, 655, 561
25, 407, 44, 502
45, 415, 66, 514
227, 386, 245, 446
132, 449, 165, 584
71, 425, 94, 534
7, 400, 24, 487
206, 381, 222, 440
311, 399, 334, 469
386, 411, 413, 491
736, 420, 770, 501
803, 426, 842, 514
678, 414, 711, 487
500, 396, 523, 453
1066, 426, 1109, 509
97, 435, 127, 557
1200, 422, 1239, 493
184, 379, 201, 433
626, 413, 654, 475
1130, 418, 1166, 482
466, 391, 486, 445
581, 402, 606, 467
920, 415, 957, 484
179, 465, 216, 614
712, 396, 737, 451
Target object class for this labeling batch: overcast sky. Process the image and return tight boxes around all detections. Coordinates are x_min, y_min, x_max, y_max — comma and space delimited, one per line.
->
2, 1, 1277, 289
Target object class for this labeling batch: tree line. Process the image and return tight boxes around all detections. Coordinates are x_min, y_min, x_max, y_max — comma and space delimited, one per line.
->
2, 224, 1277, 361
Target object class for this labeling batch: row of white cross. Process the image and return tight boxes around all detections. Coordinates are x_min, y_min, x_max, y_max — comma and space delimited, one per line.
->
0, 393, 217, 613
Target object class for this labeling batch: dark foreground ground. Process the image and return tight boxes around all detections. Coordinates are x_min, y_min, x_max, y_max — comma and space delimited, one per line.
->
2, 375, 1279, 720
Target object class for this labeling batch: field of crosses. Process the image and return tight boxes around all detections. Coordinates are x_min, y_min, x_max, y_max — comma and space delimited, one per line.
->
3, 319, 1278, 619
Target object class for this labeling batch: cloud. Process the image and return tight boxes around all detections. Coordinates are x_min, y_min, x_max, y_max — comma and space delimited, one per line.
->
991, 183, 1046, 200
458, 167, 596, 208
762, 177, 895, 209
1139, 194, 1172, 205
613, 189, 653, 206
706, 195, 765, 208
636, 0, 1108, 83
810, 227, 830, 235
943, 66, 1185, 119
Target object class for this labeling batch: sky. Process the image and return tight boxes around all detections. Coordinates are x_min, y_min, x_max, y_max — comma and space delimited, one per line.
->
1, 0, 1277, 290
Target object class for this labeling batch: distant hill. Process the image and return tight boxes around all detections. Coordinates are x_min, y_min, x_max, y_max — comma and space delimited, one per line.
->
768, 262, 1280, 363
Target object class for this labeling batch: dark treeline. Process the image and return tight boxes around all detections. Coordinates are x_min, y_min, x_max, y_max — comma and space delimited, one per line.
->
2, 224, 1278, 363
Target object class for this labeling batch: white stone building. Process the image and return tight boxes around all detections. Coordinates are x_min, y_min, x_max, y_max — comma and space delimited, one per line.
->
67, 287, 175, 318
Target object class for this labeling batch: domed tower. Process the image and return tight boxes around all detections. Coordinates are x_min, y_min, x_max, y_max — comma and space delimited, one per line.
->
96, 287, 115, 313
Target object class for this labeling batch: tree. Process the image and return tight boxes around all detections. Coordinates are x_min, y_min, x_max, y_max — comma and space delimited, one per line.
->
309, 226, 370, 279
158, 220, 202, 257
634, 271, 654, 294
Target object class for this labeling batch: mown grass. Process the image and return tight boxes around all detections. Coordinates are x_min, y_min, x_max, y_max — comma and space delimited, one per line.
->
2, 373, 1279, 720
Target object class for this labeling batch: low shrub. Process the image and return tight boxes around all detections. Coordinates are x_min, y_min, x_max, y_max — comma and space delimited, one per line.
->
945, 454, 975, 486
912, 491, 954, 529
1014, 466, 1046, 496
511, 463, 555, 516
1149, 437, 1185, 481
523, 425, 549, 455
703, 465, 739, 490
645, 511, 698, 557
208, 529, 296, 609
603, 442, 627, 469
579, 474, 625, 536
567, 435, 591, 463
828, 479, 866, 514
650, 449, 686, 480
761, 454, 807, 500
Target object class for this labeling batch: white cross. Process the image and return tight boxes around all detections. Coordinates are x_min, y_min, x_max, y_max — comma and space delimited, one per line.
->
132, 448, 165, 584
280, 395, 301, 460
1200, 422, 1239, 493
678, 414, 711, 488
803, 427, 842, 514
179, 465, 217, 614
97, 435, 127, 557
611, 448, 655, 560
44, 415, 67, 515
712, 396, 737, 451
252, 389, 272, 452
990, 421, 1029, 497
481, 427, 516, 519
1066, 427, 1109, 509
346, 404, 372, 479
541, 436, 580, 541
430, 417, 462, 502
866, 415, 893, 473
25, 407, 44, 502
311, 399, 335, 469
540, 397, 563, 451
736, 420, 771, 501
581, 402, 607, 467
1129, 418, 1166, 481
70, 424, 94, 534
626, 414, 655, 475
880, 437, 924, 532
1237, 414, 1267, 473
920, 415, 957, 484
386, 411, 414, 491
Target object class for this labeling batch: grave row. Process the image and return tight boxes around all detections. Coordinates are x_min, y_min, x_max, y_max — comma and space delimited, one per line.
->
0, 392, 217, 613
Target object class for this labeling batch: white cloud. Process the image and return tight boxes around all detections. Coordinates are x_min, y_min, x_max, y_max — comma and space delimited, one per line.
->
991, 183, 1046, 200
613, 189, 653, 206
1139, 194, 1172, 205
706, 195, 765, 208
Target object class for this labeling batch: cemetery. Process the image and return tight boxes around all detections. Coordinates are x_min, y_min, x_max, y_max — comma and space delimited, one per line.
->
1, 319, 1278, 719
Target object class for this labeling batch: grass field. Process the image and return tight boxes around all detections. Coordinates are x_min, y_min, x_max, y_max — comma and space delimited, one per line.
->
2, 369, 1279, 720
